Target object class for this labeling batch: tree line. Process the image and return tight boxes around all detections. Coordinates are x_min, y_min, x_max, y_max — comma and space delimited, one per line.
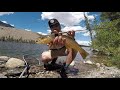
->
0, 35, 36, 44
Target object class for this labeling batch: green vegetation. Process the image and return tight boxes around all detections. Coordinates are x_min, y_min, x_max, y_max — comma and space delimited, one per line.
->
91, 12, 120, 68
0, 35, 36, 44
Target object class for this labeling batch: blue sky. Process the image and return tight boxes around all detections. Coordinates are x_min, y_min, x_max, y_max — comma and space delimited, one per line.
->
0, 12, 101, 46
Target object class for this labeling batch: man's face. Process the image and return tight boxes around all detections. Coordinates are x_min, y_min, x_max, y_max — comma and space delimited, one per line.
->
50, 24, 61, 33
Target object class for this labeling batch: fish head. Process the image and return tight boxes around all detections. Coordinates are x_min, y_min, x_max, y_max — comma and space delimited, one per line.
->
35, 35, 52, 44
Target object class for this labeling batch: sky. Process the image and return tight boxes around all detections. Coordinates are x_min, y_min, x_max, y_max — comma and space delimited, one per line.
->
0, 12, 101, 46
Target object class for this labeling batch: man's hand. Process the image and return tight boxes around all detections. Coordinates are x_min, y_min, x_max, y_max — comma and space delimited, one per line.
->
47, 30, 66, 47
67, 30, 75, 38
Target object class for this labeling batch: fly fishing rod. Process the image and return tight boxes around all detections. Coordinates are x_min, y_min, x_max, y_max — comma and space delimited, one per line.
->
59, 29, 87, 34
59, 27, 109, 34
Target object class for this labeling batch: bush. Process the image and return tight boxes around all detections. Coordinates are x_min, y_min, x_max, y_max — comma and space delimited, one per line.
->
91, 19, 120, 68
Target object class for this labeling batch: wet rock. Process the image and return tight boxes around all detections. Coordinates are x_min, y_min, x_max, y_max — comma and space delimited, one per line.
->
5, 58, 25, 68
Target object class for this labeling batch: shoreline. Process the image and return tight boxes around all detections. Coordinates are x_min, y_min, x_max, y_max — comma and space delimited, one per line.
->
0, 55, 120, 78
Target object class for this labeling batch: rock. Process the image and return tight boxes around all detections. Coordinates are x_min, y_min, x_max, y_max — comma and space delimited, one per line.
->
0, 56, 10, 61
70, 61, 75, 66
6, 68, 23, 77
2, 72, 7, 75
96, 63, 101, 67
84, 60, 94, 65
29, 65, 44, 73
0, 64, 5, 68
23, 55, 39, 65
5, 58, 25, 68
0, 74, 7, 78
0, 61, 5, 64
34, 71, 60, 78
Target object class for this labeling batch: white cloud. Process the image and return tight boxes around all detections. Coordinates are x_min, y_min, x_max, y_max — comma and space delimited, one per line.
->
37, 32, 47, 35
62, 26, 87, 33
25, 29, 31, 31
83, 31, 90, 36
47, 26, 87, 34
10, 24, 14, 27
47, 29, 51, 34
1, 21, 8, 24
41, 12, 95, 27
1, 20, 15, 27
82, 30, 96, 36
76, 40, 91, 46
0, 12, 14, 16
41, 12, 96, 43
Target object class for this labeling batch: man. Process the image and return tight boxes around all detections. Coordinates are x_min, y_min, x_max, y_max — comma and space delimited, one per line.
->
41, 18, 77, 74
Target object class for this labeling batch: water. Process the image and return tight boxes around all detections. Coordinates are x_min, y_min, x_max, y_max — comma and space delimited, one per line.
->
0, 41, 92, 60
0, 41, 48, 59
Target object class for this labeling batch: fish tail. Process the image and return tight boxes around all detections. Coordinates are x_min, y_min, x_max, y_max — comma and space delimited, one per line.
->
78, 49, 89, 59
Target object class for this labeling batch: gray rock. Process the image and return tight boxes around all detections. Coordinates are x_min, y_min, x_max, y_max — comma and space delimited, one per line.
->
0, 56, 10, 61
0, 64, 5, 68
5, 68, 23, 78
0, 74, 7, 78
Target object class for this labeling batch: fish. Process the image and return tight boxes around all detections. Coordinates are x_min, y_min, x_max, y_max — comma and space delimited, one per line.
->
35, 34, 89, 59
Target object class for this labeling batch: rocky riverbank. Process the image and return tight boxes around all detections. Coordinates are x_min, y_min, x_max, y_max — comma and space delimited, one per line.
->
0, 55, 120, 78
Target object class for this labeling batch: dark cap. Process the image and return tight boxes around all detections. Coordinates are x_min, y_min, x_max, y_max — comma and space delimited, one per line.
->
48, 19, 60, 28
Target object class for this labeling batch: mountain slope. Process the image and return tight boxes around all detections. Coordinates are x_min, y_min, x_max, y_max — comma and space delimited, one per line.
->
0, 26, 41, 42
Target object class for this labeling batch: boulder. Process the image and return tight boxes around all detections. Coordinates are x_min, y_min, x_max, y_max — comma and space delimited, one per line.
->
5, 58, 25, 68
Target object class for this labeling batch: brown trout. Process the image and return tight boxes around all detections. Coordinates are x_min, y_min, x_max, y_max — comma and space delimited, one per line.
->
35, 34, 89, 59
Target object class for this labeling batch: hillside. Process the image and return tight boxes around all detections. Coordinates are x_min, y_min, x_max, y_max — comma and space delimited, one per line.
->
0, 26, 41, 42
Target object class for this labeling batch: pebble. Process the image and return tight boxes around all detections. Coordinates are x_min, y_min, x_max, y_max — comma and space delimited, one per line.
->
96, 63, 100, 67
